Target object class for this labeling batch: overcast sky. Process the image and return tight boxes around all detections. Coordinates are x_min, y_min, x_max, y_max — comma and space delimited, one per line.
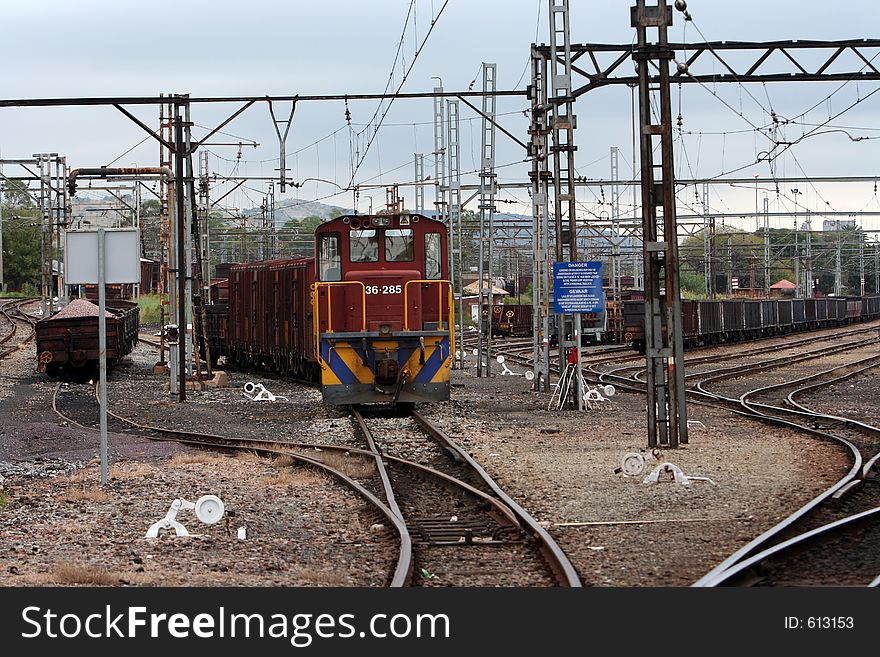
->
1, 0, 878, 233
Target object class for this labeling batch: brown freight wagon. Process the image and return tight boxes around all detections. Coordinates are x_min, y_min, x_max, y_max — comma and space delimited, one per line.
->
195, 303, 228, 368
498, 304, 533, 337
140, 258, 160, 293
35, 298, 139, 380
226, 258, 317, 378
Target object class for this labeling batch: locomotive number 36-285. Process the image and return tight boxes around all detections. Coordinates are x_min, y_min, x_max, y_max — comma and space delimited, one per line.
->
365, 285, 402, 295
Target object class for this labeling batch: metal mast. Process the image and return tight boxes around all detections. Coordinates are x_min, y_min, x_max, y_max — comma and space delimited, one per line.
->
727, 234, 733, 294
875, 237, 879, 294
860, 235, 866, 296
36, 154, 54, 315
414, 153, 425, 214
477, 62, 497, 377
633, 0, 688, 447
446, 99, 464, 370
198, 149, 211, 296
0, 169, 4, 293
702, 183, 712, 297
432, 83, 449, 275
805, 210, 813, 298
432, 84, 447, 221
548, 0, 583, 407
791, 188, 801, 298
159, 95, 173, 377
763, 195, 770, 294
529, 46, 552, 390
610, 146, 621, 341
173, 105, 188, 400
834, 221, 842, 297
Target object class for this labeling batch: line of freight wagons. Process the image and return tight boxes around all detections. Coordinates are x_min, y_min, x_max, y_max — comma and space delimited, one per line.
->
623, 296, 880, 352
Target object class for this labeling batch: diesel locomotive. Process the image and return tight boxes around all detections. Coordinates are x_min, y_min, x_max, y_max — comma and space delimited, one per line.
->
209, 213, 453, 406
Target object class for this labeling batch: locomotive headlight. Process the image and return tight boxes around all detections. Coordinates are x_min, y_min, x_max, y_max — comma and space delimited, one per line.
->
373, 216, 390, 226
379, 323, 391, 334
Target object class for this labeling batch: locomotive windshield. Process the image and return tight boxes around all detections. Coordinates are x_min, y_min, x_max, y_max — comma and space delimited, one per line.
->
318, 233, 341, 281
385, 229, 414, 262
349, 229, 380, 262
425, 232, 442, 279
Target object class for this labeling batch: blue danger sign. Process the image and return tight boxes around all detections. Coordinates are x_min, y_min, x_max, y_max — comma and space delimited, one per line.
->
553, 261, 604, 313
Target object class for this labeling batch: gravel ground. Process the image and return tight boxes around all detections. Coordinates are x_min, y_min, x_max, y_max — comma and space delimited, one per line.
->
798, 361, 880, 427
419, 327, 875, 586
0, 339, 395, 587
1, 317, 875, 587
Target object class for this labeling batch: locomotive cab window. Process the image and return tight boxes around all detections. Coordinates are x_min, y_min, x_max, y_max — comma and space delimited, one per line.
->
318, 233, 341, 281
349, 229, 380, 262
425, 232, 442, 279
385, 228, 414, 262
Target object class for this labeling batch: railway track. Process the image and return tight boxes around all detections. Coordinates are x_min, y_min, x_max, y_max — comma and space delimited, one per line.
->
594, 324, 880, 387
490, 322, 880, 386
50, 379, 581, 587
690, 345, 880, 586
572, 321, 880, 585
0, 298, 37, 360
50, 380, 412, 584
352, 408, 580, 586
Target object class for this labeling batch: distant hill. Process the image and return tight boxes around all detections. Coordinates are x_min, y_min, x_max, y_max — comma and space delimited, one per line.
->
242, 198, 351, 227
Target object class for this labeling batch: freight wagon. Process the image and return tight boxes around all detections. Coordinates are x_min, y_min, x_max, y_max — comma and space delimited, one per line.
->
623, 295, 880, 353
35, 298, 139, 380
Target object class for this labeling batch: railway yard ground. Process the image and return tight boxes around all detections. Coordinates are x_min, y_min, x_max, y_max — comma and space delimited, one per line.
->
1, 304, 878, 587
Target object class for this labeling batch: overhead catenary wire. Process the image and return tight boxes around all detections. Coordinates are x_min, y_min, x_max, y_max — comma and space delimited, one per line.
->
347, 0, 451, 188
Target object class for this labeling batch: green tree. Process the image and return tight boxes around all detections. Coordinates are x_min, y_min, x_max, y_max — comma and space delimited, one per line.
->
140, 198, 161, 259
280, 215, 324, 257
680, 227, 768, 296
1, 180, 40, 291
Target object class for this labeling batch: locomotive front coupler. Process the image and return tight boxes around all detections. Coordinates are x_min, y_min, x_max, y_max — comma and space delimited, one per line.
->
392, 370, 410, 404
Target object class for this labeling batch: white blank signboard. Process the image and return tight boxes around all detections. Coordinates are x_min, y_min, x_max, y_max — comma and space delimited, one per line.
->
65, 229, 141, 284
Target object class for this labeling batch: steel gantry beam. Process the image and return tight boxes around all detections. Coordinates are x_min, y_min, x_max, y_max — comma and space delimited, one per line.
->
531, 38, 880, 98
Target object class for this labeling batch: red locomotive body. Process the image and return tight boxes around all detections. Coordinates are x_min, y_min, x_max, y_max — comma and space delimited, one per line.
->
313, 213, 452, 404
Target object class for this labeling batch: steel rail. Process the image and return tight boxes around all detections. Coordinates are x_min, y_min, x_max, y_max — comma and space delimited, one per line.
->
50, 382, 413, 587
0, 89, 528, 109
0, 298, 36, 358
54, 379, 560, 586
574, 333, 880, 586
693, 350, 880, 586
56, 382, 521, 530
706, 507, 880, 587
602, 332, 880, 387
410, 410, 582, 587
351, 409, 522, 529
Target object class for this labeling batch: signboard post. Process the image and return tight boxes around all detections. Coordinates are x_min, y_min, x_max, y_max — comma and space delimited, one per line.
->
65, 228, 140, 485
553, 262, 604, 411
